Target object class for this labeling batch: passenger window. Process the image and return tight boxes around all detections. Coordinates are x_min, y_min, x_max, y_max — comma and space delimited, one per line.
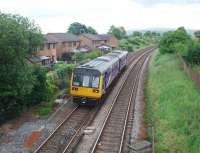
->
83, 75, 90, 87
92, 76, 100, 88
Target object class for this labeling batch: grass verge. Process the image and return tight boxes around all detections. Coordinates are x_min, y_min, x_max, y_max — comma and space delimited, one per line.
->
35, 89, 68, 117
145, 52, 200, 153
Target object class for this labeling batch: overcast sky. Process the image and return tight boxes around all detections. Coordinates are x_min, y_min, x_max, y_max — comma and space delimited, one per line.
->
0, 0, 200, 33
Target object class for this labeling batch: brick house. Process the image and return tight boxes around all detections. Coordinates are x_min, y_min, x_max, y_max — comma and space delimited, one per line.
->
37, 33, 80, 61
37, 33, 119, 62
80, 34, 119, 50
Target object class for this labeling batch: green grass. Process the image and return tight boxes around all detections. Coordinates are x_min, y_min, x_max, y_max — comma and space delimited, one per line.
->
145, 52, 200, 153
35, 89, 67, 117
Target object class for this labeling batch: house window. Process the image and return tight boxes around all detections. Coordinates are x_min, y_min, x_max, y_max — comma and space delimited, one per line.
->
73, 42, 76, 47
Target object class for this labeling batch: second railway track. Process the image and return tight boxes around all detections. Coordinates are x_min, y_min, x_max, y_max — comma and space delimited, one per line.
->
90, 49, 154, 153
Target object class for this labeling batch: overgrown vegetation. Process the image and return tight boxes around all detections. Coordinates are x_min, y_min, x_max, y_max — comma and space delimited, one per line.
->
159, 27, 200, 65
72, 50, 102, 64
146, 53, 200, 153
119, 31, 160, 52
0, 12, 44, 122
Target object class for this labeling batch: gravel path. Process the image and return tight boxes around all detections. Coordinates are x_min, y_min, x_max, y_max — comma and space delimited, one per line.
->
0, 98, 74, 153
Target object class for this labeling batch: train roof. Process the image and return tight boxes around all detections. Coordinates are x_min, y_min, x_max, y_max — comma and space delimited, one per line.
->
77, 50, 128, 74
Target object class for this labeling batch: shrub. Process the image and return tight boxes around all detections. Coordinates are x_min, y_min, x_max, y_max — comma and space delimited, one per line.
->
37, 105, 52, 116
46, 71, 58, 94
85, 50, 102, 60
119, 39, 134, 52
159, 27, 191, 55
72, 50, 101, 63
186, 41, 200, 65
53, 63, 76, 89
25, 65, 50, 106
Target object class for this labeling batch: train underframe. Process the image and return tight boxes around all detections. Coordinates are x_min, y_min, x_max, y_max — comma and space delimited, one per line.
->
73, 96, 101, 106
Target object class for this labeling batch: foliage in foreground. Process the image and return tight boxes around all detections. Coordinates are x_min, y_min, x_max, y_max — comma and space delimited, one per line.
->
0, 12, 44, 121
146, 53, 200, 153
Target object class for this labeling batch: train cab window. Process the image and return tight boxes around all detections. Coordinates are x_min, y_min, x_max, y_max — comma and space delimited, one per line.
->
73, 74, 82, 86
92, 76, 100, 88
82, 75, 90, 87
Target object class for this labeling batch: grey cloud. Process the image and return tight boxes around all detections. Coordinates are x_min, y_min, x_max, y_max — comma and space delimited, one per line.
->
134, 0, 200, 6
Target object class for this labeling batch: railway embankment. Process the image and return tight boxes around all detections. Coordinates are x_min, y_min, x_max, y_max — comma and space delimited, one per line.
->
145, 52, 200, 153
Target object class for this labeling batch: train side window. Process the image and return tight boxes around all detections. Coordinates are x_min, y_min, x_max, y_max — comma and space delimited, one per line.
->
92, 76, 100, 88
83, 75, 90, 87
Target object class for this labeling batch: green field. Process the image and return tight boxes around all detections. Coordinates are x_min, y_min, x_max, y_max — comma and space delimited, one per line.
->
145, 52, 200, 153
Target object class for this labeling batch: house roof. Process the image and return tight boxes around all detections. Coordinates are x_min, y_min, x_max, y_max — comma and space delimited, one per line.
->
82, 34, 113, 41
27, 56, 51, 63
45, 33, 80, 43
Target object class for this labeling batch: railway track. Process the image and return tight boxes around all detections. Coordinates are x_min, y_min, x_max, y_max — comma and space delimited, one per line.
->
34, 105, 97, 153
90, 49, 154, 153
34, 47, 154, 153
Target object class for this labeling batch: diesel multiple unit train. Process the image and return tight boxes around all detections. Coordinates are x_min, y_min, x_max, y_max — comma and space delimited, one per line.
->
70, 50, 128, 105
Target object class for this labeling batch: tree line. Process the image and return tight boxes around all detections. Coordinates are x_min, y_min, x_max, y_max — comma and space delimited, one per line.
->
159, 27, 200, 65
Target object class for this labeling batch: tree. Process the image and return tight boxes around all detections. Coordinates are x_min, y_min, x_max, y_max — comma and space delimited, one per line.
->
68, 22, 88, 35
132, 31, 142, 37
159, 27, 191, 55
194, 31, 200, 41
25, 66, 49, 106
144, 31, 152, 37
87, 26, 98, 34
186, 41, 200, 64
0, 12, 44, 120
68, 22, 98, 35
119, 39, 133, 52
108, 25, 126, 40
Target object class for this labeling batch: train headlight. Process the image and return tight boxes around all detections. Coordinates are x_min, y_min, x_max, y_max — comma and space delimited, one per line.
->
72, 87, 78, 91
93, 89, 99, 93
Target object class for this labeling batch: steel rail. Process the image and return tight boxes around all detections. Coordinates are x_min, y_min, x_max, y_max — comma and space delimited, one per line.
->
34, 106, 79, 153
118, 57, 148, 153
90, 49, 153, 153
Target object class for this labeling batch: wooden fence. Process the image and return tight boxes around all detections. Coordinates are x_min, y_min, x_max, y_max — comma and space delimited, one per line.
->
178, 54, 200, 89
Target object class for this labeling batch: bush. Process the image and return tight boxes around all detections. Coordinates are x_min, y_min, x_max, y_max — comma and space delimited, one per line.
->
53, 63, 76, 89
25, 65, 50, 106
38, 106, 52, 116
186, 41, 200, 65
72, 50, 101, 63
119, 39, 134, 52
46, 71, 58, 94
159, 27, 191, 55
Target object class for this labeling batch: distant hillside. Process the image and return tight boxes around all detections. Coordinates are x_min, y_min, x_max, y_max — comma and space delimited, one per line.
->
127, 27, 197, 36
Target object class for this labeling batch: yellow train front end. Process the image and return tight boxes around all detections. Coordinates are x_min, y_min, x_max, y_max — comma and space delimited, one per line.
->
70, 69, 103, 105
